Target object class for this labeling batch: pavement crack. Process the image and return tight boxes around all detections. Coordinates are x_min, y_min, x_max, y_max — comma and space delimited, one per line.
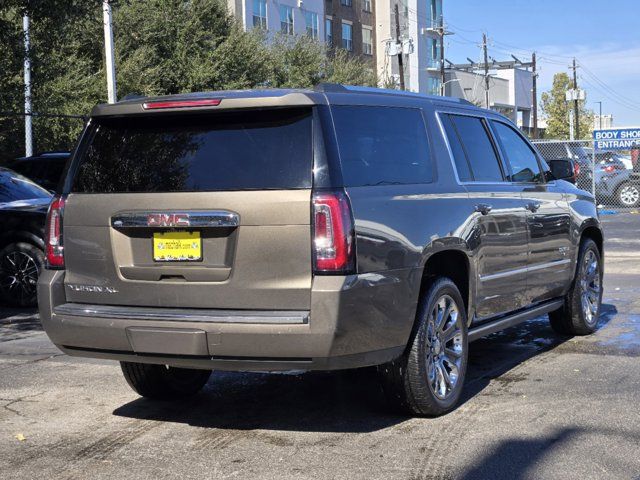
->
0, 391, 45, 417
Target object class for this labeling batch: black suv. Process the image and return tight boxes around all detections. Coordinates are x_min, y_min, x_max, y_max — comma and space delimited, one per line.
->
38, 85, 604, 416
7, 151, 70, 191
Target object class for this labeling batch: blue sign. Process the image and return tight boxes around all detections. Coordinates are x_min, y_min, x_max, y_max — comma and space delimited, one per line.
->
593, 128, 640, 152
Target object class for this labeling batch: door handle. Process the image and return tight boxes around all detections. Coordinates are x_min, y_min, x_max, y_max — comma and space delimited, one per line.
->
525, 202, 541, 212
474, 203, 492, 215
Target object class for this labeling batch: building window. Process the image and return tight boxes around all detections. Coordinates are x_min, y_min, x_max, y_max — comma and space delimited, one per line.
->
427, 37, 441, 69
326, 18, 333, 46
427, 77, 440, 96
279, 6, 294, 35
252, 0, 267, 29
341, 22, 352, 51
362, 26, 372, 55
341, 0, 352, 7
363, 0, 371, 12
428, 0, 442, 28
305, 11, 319, 39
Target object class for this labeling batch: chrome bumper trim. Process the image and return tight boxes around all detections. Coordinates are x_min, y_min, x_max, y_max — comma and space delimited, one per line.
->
53, 303, 309, 324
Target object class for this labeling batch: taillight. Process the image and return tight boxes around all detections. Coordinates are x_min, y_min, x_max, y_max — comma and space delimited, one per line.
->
574, 162, 580, 179
312, 190, 355, 274
142, 99, 221, 109
45, 196, 65, 269
603, 165, 615, 173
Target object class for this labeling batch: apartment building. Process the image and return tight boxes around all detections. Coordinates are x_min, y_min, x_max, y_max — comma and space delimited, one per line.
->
227, 0, 325, 40
324, 0, 376, 60
375, 0, 443, 94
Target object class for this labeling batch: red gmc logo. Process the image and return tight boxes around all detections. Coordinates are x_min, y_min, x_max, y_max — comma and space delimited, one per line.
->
146, 213, 190, 227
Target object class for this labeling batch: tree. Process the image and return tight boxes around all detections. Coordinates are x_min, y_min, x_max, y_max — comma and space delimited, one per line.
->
0, 0, 376, 164
541, 72, 593, 140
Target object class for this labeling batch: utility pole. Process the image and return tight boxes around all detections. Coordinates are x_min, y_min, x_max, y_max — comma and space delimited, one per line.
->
394, 3, 405, 91
571, 58, 580, 139
102, 0, 117, 103
439, 31, 445, 95
23, 14, 33, 157
482, 33, 490, 109
532, 52, 538, 139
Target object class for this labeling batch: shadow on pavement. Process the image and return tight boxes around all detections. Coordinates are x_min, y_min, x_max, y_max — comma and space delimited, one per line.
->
0, 307, 42, 337
113, 305, 617, 433
458, 424, 640, 479
115, 367, 406, 433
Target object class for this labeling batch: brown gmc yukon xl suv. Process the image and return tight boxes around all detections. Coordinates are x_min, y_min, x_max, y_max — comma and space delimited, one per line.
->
38, 85, 604, 416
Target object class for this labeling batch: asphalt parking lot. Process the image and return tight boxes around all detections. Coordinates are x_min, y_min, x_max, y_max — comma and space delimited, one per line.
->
1, 213, 639, 480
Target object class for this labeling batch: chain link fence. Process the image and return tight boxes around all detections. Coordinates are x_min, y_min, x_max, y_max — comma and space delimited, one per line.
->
532, 139, 640, 209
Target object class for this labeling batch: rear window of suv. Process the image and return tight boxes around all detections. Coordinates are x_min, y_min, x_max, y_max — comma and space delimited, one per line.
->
71, 108, 312, 193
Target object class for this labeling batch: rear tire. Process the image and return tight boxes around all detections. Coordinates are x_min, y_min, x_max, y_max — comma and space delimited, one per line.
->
0, 242, 44, 308
120, 362, 211, 400
378, 277, 468, 416
549, 238, 603, 335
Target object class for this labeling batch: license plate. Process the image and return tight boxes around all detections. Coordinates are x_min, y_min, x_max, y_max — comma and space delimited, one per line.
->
153, 231, 201, 262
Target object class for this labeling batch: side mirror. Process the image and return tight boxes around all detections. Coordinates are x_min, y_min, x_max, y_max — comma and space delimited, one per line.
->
547, 159, 575, 184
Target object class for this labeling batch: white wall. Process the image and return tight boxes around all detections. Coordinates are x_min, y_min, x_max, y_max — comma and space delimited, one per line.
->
231, 0, 324, 40
374, 0, 441, 94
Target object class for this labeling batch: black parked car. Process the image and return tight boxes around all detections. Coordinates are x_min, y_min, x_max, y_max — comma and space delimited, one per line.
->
7, 151, 69, 191
0, 168, 52, 307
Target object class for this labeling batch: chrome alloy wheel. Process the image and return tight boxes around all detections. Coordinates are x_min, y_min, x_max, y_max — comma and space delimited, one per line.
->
580, 249, 601, 325
425, 295, 464, 400
619, 184, 640, 206
0, 251, 39, 304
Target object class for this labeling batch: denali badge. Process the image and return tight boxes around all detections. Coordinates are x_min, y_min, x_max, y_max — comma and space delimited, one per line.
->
67, 284, 119, 294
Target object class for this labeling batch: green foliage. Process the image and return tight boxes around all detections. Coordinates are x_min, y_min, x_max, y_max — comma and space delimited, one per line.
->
541, 72, 593, 140
0, 0, 376, 163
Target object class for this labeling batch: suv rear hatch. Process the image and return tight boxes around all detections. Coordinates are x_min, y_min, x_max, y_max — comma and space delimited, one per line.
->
60, 107, 314, 310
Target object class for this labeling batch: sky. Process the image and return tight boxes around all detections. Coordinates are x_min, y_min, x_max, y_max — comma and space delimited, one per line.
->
444, 0, 640, 126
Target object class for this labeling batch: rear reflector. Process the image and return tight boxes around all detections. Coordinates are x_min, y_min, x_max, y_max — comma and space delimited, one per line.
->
45, 196, 65, 269
142, 99, 222, 110
312, 190, 355, 274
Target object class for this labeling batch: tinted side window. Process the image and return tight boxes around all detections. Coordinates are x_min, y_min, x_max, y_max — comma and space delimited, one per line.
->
447, 115, 504, 182
491, 121, 543, 183
441, 115, 472, 181
331, 106, 433, 186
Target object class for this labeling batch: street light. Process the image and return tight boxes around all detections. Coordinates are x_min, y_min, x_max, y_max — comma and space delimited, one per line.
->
440, 78, 460, 96
594, 101, 603, 129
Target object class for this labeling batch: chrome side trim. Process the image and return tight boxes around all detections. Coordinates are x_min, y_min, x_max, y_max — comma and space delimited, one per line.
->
54, 303, 308, 324
111, 211, 239, 228
480, 259, 571, 282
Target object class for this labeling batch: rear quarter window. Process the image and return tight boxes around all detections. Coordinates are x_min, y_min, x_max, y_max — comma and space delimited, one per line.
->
331, 106, 433, 187
71, 108, 313, 193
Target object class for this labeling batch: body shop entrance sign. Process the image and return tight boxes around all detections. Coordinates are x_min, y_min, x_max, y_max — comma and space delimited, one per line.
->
593, 128, 640, 151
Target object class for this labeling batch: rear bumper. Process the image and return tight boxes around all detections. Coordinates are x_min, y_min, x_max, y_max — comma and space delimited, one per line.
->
37, 268, 421, 371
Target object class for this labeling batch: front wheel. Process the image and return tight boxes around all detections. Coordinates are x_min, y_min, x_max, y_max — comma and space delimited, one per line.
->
120, 362, 212, 400
549, 238, 603, 335
378, 277, 468, 416
617, 182, 640, 208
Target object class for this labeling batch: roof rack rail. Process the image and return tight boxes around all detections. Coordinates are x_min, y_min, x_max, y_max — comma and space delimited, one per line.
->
313, 83, 348, 93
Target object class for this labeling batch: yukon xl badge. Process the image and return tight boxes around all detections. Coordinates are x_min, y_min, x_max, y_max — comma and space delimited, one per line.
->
67, 284, 119, 294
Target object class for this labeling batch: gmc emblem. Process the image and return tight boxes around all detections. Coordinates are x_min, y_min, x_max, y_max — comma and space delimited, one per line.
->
146, 213, 190, 227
